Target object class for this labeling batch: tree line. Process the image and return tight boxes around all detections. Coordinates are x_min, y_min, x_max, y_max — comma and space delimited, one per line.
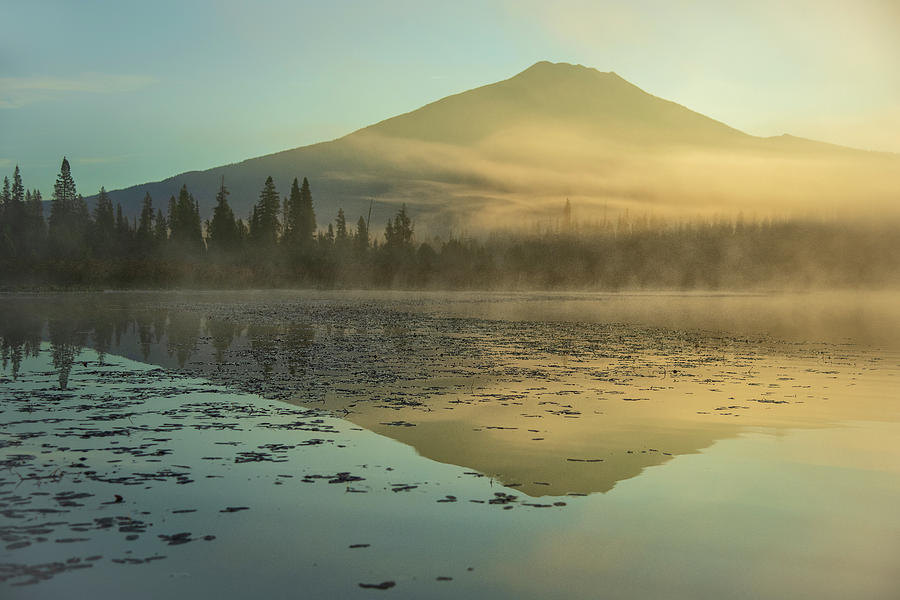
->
0, 158, 417, 287
0, 297, 318, 388
1, 158, 898, 289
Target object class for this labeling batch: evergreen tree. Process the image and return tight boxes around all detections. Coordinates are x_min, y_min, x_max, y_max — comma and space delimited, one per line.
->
354, 216, 369, 255
249, 176, 280, 247
282, 176, 317, 270
0, 176, 10, 258
384, 204, 413, 249
48, 158, 90, 257
49, 158, 77, 231
208, 178, 240, 253
25, 189, 45, 259
1, 167, 26, 257
137, 193, 155, 249
249, 205, 259, 241
10, 166, 24, 206
282, 177, 302, 245
333, 208, 351, 267
335, 208, 348, 242
0, 177, 8, 209
298, 177, 315, 243
167, 195, 177, 233
115, 203, 132, 252
154, 208, 168, 244
73, 194, 91, 232
9, 167, 24, 233
92, 187, 115, 255
193, 195, 201, 241
27, 190, 44, 221
168, 184, 203, 251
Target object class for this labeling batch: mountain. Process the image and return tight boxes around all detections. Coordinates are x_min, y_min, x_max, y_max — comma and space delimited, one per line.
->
101, 61, 900, 234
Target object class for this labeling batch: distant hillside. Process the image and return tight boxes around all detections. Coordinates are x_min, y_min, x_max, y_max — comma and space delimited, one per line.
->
98, 61, 900, 235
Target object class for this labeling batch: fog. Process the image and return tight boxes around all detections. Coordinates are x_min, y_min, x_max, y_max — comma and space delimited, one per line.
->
344, 125, 900, 235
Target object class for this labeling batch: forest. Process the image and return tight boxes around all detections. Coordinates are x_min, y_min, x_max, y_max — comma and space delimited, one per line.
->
1, 158, 898, 290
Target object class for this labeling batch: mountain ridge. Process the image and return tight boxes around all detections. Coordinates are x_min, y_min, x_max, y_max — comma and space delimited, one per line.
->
92, 61, 899, 232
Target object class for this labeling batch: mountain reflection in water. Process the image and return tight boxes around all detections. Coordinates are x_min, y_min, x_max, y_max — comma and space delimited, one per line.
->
1, 291, 897, 497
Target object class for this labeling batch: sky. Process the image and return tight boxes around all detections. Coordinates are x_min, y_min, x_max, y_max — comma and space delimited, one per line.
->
2, 0, 898, 196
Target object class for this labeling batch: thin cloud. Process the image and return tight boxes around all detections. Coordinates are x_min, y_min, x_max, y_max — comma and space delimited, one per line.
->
0, 73, 157, 108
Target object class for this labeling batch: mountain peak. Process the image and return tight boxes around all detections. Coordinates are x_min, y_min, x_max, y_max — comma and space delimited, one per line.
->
517, 60, 623, 82
523, 60, 590, 72
363, 59, 742, 146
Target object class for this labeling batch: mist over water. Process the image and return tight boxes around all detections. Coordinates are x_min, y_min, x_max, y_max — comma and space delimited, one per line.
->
2, 290, 899, 598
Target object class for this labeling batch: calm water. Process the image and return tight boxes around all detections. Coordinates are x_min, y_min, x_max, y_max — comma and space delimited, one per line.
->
1, 291, 899, 599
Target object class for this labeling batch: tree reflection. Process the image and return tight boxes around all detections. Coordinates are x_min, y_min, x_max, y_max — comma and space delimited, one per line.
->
166, 312, 201, 368
284, 322, 314, 377
0, 306, 42, 380
48, 319, 85, 390
248, 323, 279, 378
208, 318, 238, 366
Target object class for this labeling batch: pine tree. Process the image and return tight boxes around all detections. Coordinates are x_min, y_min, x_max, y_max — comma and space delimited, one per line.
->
354, 216, 369, 255
384, 204, 413, 249
282, 176, 318, 269
282, 177, 302, 244
167, 195, 177, 234
49, 158, 77, 233
10, 166, 23, 206
208, 178, 239, 253
193, 196, 201, 243
333, 208, 350, 264
298, 177, 315, 243
115, 203, 132, 253
9, 167, 24, 229
73, 194, 91, 233
25, 189, 45, 259
169, 184, 203, 252
335, 208, 348, 242
0, 176, 11, 258
0, 177, 9, 209
154, 208, 168, 244
48, 158, 90, 257
2, 166, 26, 258
249, 176, 280, 247
92, 187, 115, 255
137, 192, 155, 250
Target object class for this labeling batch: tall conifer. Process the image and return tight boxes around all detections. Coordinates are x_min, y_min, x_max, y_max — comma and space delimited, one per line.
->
208, 178, 239, 253
249, 176, 280, 247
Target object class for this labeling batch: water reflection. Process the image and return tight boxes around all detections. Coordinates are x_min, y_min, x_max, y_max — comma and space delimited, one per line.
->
284, 322, 315, 377
4, 337, 899, 599
0, 307, 41, 380
48, 319, 85, 389
167, 312, 202, 368
1, 292, 897, 497
0, 296, 319, 386
209, 318, 238, 365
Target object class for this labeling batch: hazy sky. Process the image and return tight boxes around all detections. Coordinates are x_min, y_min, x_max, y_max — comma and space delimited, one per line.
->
2, 0, 898, 195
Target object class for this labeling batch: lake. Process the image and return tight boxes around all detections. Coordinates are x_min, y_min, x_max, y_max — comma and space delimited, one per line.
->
2, 290, 899, 599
